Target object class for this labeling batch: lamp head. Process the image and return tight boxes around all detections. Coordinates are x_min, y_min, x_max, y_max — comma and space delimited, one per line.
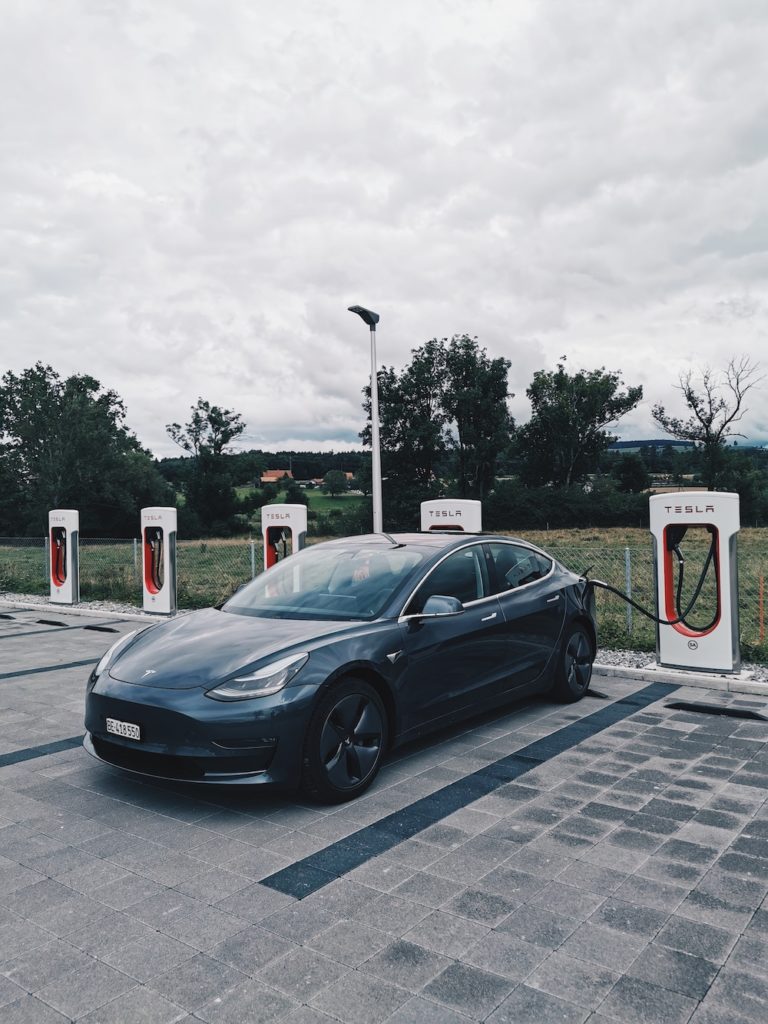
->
348, 305, 380, 329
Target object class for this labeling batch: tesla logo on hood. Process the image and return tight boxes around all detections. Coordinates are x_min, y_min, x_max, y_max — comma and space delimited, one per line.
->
141, 669, 157, 677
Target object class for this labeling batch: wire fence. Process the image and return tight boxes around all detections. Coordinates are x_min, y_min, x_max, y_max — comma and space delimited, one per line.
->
0, 537, 266, 611
1, 536, 766, 661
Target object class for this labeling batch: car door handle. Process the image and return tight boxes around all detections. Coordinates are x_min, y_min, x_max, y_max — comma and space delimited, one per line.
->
546, 595, 560, 603
481, 612, 497, 621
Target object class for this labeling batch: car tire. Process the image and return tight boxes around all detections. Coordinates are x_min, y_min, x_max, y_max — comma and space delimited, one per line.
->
300, 678, 388, 804
552, 624, 594, 702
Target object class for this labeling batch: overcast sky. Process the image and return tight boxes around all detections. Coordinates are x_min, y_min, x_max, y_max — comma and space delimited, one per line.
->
2, 0, 767, 458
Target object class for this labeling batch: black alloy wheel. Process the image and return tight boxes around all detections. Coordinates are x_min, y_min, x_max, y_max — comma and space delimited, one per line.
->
553, 625, 594, 702
301, 678, 387, 803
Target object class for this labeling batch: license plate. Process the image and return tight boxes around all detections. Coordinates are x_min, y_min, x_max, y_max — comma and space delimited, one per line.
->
106, 718, 142, 741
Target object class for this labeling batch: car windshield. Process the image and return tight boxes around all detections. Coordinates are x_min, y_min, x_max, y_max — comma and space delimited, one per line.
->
223, 544, 426, 620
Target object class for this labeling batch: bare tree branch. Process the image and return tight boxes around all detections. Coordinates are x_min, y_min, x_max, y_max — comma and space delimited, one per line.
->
652, 356, 763, 487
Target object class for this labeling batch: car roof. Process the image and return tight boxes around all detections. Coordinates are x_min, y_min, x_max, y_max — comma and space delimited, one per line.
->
320, 532, 538, 552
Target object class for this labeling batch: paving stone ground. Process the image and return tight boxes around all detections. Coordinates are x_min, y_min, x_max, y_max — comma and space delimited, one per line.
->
0, 607, 766, 1023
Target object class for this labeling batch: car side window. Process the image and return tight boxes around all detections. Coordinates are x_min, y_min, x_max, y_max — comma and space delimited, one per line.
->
486, 543, 552, 594
404, 546, 488, 614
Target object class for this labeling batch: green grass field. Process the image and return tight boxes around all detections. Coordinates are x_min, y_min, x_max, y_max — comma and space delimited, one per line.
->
2, 528, 766, 661
0, 538, 260, 610
302, 491, 366, 514
235, 485, 366, 517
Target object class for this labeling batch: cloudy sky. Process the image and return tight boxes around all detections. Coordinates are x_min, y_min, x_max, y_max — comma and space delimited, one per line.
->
2, 0, 767, 458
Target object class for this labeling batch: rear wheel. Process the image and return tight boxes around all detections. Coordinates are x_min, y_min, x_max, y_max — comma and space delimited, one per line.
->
300, 678, 387, 803
552, 625, 594, 702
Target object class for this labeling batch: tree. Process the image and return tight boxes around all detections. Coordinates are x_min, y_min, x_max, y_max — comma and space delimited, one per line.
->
516, 360, 643, 487
352, 459, 372, 496
167, 399, 244, 457
652, 356, 763, 489
362, 334, 513, 510
322, 470, 349, 496
442, 336, 513, 499
611, 453, 651, 493
166, 398, 245, 532
0, 363, 172, 535
362, 339, 450, 488
360, 340, 453, 529
0, 442, 24, 531
228, 450, 267, 487
284, 481, 309, 506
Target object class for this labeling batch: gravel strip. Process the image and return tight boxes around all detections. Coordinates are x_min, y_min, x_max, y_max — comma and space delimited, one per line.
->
595, 647, 656, 670
598, 646, 768, 681
0, 591, 190, 620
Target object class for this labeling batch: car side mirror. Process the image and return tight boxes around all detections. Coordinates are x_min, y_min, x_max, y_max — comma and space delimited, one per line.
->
421, 595, 464, 616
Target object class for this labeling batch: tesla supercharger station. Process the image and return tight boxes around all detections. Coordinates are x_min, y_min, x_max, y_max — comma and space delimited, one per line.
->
49, 509, 80, 604
420, 499, 482, 533
650, 492, 740, 674
262, 504, 307, 569
141, 507, 177, 614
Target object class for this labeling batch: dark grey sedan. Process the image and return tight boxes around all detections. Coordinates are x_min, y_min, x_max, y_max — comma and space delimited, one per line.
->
84, 532, 596, 803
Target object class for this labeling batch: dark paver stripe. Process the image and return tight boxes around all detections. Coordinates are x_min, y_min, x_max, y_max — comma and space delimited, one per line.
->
0, 658, 98, 680
0, 735, 83, 767
262, 681, 678, 900
0, 618, 125, 641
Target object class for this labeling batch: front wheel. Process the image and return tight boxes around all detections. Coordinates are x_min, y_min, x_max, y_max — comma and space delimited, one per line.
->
300, 678, 387, 803
552, 625, 594, 702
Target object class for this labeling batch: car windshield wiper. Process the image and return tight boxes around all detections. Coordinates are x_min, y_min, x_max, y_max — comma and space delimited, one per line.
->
224, 606, 291, 619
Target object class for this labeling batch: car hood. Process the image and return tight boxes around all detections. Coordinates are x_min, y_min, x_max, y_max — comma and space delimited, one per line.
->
109, 607, 358, 689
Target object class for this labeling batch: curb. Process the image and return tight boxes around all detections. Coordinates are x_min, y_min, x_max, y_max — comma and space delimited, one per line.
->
0, 598, 172, 625
594, 661, 768, 697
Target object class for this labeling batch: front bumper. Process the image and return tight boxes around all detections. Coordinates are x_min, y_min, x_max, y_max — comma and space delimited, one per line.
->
84, 674, 317, 787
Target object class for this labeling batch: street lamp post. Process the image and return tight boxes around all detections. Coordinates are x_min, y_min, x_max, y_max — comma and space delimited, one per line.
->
348, 305, 383, 534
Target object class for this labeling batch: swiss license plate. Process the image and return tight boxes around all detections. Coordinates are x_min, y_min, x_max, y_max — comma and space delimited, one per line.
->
106, 717, 142, 742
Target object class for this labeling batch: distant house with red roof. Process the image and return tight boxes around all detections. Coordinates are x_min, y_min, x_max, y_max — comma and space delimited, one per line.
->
261, 469, 293, 485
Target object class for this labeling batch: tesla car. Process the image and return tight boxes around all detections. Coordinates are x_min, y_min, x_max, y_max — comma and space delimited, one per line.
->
84, 532, 596, 803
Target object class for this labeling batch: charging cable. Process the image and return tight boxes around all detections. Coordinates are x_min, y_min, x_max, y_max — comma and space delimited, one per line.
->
584, 531, 719, 629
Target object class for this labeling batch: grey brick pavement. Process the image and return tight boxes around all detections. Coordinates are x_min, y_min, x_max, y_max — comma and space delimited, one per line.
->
0, 607, 767, 1021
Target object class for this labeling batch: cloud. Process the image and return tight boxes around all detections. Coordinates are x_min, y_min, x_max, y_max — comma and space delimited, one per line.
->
1, 0, 767, 460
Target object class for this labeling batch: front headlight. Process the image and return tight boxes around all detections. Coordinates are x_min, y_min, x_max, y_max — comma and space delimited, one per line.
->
91, 630, 139, 682
205, 652, 309, 701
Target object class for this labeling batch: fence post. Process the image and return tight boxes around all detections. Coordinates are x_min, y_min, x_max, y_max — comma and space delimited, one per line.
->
624, 546, 633, 637
250, 539, 256, 579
